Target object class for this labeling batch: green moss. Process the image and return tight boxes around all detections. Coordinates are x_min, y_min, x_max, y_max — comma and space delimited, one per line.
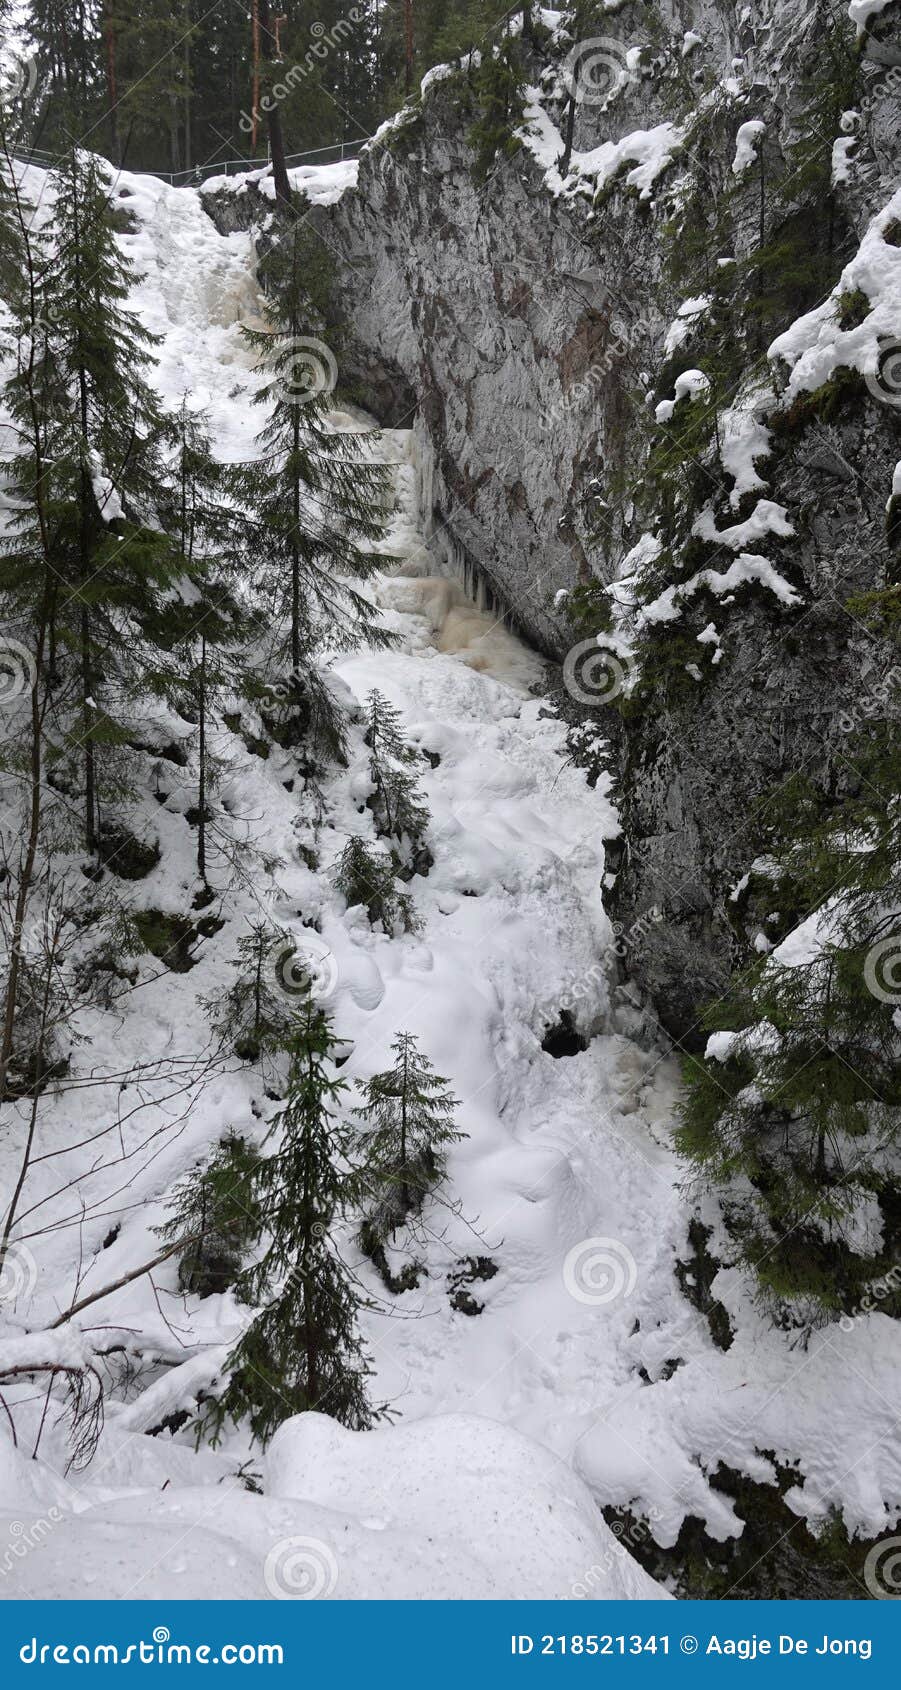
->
133, 908, 223, 973
836, 286, 871, 329
97, 827, 160, 881
769, 365, 862, 437
845, 585, 901, 631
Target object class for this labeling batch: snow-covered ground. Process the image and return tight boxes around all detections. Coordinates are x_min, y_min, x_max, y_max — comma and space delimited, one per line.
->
1, 162, 900, 1603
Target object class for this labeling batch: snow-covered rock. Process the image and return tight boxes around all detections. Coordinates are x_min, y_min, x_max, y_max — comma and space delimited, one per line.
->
0, 1415, 663, 1599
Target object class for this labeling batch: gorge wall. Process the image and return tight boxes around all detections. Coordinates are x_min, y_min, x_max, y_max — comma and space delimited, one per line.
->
208, 0, 901, 1040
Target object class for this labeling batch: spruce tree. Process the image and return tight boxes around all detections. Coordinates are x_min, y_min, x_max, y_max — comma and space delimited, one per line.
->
468, 35, 526, 182
41, 149, 179, 854
356, 1031, 462, 1243
678, 716, 901, 1328
148, 400, 252, 884
158, 1132, 263, 1297
335, 835, 419, 934
240, 223, 394, 746
204, 920, 301, 1066
364, 689, 430, 858
203, 997, 377, 1444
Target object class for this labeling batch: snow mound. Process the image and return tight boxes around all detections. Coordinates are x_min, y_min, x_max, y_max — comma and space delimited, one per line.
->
0, 1415, 663, 1600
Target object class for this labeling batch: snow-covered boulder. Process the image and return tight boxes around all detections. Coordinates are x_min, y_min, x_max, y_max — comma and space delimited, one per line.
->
0, 1414, 663, 1600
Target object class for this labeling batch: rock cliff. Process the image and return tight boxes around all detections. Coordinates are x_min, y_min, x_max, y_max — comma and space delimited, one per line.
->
206, 0, 901, 1038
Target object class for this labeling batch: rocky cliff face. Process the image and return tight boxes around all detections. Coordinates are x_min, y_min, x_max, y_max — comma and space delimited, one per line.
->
206, 0, 901, 1039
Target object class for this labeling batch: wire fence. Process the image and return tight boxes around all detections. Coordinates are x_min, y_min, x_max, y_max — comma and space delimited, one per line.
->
10, 136, 372, 187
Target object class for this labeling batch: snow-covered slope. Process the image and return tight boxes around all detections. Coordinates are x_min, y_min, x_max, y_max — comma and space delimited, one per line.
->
0, 1412, 662, 1600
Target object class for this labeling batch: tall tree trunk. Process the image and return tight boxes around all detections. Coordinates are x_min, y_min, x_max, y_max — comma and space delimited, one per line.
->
0, 602, 49, 1104
561, 87, 577, 176
291, 405, 301, 672
197, 634, 207, 883
404, 0, 414, 96
183, 12, 192, 172
80, 595, 96, 855
0, 144, 55, 1104
258, 0, 291, 200
71, 164, 98, 856
103, 8, 120, 163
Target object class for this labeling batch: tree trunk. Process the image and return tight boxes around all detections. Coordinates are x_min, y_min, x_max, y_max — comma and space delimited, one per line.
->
291, 406, 301, 672
197, 633, 206, 883
103, 8, 120, 163
404, 0, 414, 96
0, 147, 56, 1104
80, 598, 96, 855
183, 16, 192, 172
561, 88, 577, 176
258, 0, 291, 201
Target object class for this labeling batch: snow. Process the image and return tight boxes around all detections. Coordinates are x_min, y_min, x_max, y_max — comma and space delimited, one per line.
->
3, 153, 901, 1603
655, 369, 710, 424
200, 158, 359, 205
832, 135, 857, 187
663, 295, 711, 357
769, 186, 901, 407
732, 119, 765, 177
519, 91, 682, 202
0, 1413, 661, 1599
848, 0, 893, 28
720, 395, 773, 505
693, 498, 794, 551
642, 554, 802, 624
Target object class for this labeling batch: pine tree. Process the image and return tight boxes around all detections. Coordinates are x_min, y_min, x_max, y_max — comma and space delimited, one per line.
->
0, 137, 69, 1100
468, 35, 526, 182
41, 149, 179, 854
240, 222, 394, 754
148, 400, 252, 885
335, 835, 419, 934
356, 1031, 462, 1243
204, 920, 300, 1065
678, 716, 901, 1329
157, 1132, 263, 1297
203, 998, 378, 1444
364, 689, 430, 857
